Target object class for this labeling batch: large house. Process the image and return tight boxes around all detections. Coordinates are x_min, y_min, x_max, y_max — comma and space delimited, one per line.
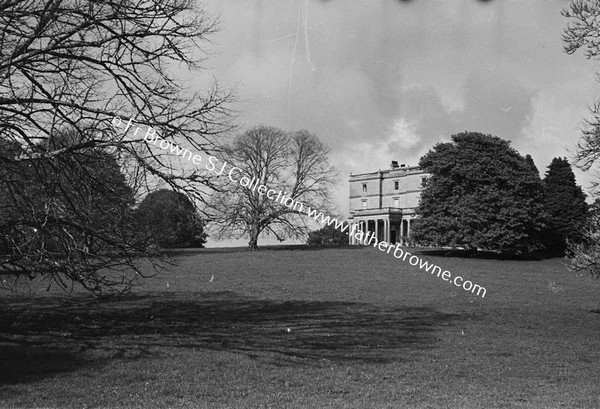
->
348, 161, 428, 245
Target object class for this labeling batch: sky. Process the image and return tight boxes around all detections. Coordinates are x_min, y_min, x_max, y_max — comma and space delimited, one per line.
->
196, 0, 600, 247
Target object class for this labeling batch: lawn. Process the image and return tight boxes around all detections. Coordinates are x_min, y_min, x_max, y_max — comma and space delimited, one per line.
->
1, 246, 600, 408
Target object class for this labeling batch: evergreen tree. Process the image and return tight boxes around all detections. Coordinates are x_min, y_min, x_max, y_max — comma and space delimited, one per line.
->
542, 157, 588, 253
525, 154, 540, 175
412, 132, 546, 254
0, 129, 145, 295
136, 189, 207, 249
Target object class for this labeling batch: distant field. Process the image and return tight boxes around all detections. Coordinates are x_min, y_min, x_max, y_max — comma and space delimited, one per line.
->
1, 246, 600, 408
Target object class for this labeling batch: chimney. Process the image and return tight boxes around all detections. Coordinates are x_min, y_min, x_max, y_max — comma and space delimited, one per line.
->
390, 160, 399, 169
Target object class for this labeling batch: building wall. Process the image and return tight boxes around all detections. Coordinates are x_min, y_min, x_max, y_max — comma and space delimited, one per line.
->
349, 165, 428, 214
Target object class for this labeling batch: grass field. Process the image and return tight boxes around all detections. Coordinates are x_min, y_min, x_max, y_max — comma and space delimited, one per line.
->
1, 246, 600, 408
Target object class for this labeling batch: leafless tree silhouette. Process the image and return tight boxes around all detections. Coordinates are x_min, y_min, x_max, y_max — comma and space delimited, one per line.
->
208, 126, 337, 250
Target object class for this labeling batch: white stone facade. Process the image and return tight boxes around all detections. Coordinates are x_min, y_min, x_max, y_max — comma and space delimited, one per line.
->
348, 161, 428, 245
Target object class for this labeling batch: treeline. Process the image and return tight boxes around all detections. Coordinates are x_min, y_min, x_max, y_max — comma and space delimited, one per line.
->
412, 132, 588, 255
0, 134, 207, 254
0, 130, 207, 294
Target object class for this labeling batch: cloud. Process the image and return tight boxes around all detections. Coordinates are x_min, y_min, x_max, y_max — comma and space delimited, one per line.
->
394, 85, 456, 154
381, 72, 537, 165
457, 70, 538, 141
201, 0, 598, 222
389, 118, 420, 150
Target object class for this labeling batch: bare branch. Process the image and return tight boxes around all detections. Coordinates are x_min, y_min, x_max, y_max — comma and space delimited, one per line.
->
206, 126, 338, 249
0, 0, 233, 295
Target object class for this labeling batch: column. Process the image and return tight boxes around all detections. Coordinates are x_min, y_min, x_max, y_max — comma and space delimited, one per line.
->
375, 219, 379, 243
399, 221, 403, 245
358, 220, 365, 246
400, 219, 404, 246
384, 219, 389, 242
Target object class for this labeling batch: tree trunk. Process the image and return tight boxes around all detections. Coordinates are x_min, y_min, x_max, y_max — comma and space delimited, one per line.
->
248, 225, 260, 250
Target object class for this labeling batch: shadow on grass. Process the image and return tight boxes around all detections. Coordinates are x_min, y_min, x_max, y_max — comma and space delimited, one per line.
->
169, 244, 363, 256
414, 247, 562, 261
172, 245, 562, 260
0, 291, 468, 385
0, 345, 96, 387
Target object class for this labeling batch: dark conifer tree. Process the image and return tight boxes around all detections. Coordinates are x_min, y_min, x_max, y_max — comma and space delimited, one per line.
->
525, 154, 540, 176
542, 157, 588, 253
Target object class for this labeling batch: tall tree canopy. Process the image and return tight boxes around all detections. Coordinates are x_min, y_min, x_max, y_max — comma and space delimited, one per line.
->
208, 126, 337, 250
136, 189, 207, 249
0, 0, 232, 295
542, 158, 588, 254
412, 132, 546, 254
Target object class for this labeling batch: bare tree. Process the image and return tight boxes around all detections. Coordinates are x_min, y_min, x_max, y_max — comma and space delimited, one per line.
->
564, 1, 600, 178
207, 126, 337, 250
0, 0, 233, 295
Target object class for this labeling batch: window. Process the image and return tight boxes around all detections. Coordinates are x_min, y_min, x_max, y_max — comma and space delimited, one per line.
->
362, 183, 367, 193
394, 181, 399, 191
362, 200, 367, 209
393, 198, 399, 208
421, 177, 428, 188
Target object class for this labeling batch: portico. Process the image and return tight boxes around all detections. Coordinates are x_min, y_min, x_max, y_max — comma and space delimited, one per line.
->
348, 208, 412, 245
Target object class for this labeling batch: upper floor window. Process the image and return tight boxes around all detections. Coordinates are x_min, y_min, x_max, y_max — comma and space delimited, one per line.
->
362, 199, 367, 209
393, 198, 399, 208
421, 177, 428, 188
362, 183, 367, 193
394, 181, 399, 191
